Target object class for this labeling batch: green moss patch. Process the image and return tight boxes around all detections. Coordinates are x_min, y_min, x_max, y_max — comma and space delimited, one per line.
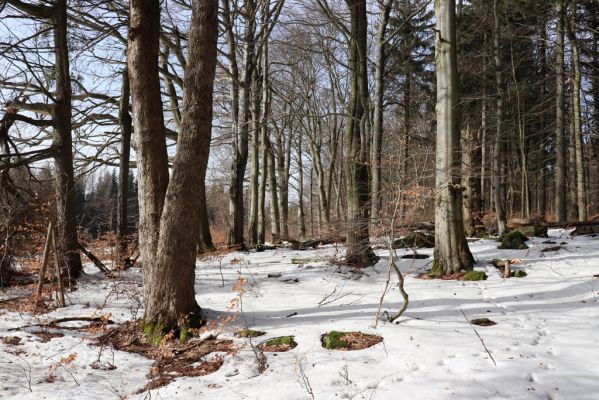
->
321, 331, 383, 351
235, 329, 266, 338
463, 271, 487, 281
142, 320, 168, 346
511, 270, 527, 278
257, 336, 297, 352
498, 231, 529, 250
470, 318, 497, 326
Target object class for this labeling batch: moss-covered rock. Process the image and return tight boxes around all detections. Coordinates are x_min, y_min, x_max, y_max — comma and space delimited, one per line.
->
393, 232, 435, 249
498, 231, 529, 250
235, 329, 266, 338
463, 270, 487, 281
513, 225, 548, 238
470, 318, 496, 326
511, 270, 527, 278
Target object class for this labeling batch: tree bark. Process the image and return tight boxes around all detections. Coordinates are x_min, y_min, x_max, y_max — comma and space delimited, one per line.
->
146, 0, 218, 326
128, 0, 170, 312
554, 0, 567, 223
345, 0, 378, 267
371, 0, 393, 223
432, 0, 474, 275
52, 0, 83, 279
567, 5, 587, 222
226, 0, 257, 247
117, 68, 132, 261
492, 0, 507, 236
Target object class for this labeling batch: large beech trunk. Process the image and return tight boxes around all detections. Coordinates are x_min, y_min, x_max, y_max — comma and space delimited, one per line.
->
141, 0, 218, 326
345, 0, 378, 267
432, 0, 474, 275
128, 0, 170, 276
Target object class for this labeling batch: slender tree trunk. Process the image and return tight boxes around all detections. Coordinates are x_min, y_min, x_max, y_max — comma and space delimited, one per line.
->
492, 0, 507, 236
432, 0, 474, 275
52, 0, 82, 280
258, 117, 268, 244
554, 0, 567, 223
128, 0, 170, 305
248, 67, 261, 247
371, 0, 393, 223
539, 15, 548, 217
480, 33, 487, 213
297, 130, 306, 240
345, 0, 378, 267
117, 69, 132, 261
267, 139, 281, 242
567, 6, 587, 221
146, 0, 218, 327
226, 0, 256, 247
198, 174, 214, 252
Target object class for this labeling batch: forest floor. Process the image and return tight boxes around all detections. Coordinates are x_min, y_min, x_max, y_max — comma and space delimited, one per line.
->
1, 229, 598, 399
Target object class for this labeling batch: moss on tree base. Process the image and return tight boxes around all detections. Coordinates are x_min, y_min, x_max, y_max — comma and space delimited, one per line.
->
141, 312, 205, 345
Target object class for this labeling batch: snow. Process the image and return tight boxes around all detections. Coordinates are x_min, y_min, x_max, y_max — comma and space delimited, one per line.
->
1, 229, 599, 399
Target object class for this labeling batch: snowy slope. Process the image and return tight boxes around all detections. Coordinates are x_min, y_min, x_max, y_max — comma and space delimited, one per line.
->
1, 229, 598, 400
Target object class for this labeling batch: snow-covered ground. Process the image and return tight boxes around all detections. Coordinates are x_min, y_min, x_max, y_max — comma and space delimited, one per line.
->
1, 229, 598, 400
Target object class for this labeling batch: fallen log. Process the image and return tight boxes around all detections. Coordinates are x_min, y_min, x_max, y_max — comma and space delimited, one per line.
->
77, 242, 111, 276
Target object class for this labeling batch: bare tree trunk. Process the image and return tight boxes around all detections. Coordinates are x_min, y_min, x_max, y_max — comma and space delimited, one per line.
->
117, 69, 132, 261
554, 0, 567, 223
145, 0, 218, 327
345, 0, 378, 267
371, 0, 394, 223
198, 175, 214, 252
267, 139, 281, 243
128, 0, 170, 309
480, 32, 487, 212
432, 0, 474, 275
297, 130, 306, 240
248, 67, 261, 247
53, 0, 82, 279
258, 117, 268, 244
492, 0, 507, 236
226, 0, 256, 247
567, 6, 587, 222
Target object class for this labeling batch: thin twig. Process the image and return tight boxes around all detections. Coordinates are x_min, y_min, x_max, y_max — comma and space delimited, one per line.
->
459, 309, 497, 366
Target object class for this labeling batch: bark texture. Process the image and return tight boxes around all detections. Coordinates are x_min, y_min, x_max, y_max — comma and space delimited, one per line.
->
145, 0, 218, 325
554, 0, 567, 223
433, 0, 474, 274
52, 0, 82, 279
345, 0, 378, 267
